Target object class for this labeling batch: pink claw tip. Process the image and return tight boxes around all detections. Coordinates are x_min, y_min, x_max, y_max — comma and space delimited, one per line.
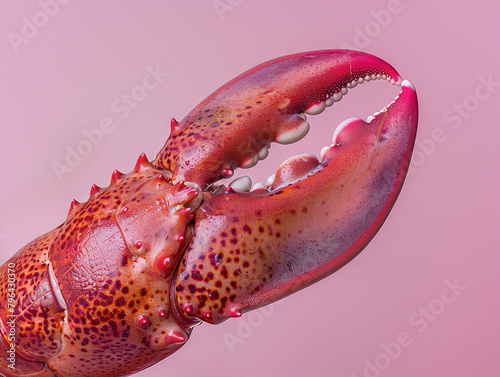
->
167, 331, 186, 343
90, 184, 100, 196
230, 309, 242, 317
175, 180, 185, 191
134, 153, 149, 171
111, 170, 123, 183
170, 118, 179, 132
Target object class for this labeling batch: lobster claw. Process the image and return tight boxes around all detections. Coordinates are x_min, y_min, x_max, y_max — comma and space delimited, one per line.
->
153, 50, 418, 323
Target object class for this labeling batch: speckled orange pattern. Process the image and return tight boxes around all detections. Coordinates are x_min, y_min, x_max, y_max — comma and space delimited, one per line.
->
1, 155, 199, 377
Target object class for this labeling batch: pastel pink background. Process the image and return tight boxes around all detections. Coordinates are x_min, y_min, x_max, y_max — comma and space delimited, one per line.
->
0, 1, 498, 376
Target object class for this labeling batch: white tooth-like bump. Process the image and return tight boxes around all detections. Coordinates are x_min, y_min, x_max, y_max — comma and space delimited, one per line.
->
320, 146, 331, 161
229, 176, 252, 192
251, 182, 267, 191
275, 120, 310, 145
325, 96, 335, 107
376, 74, 382, 79
298, 112, 307, 120
257, 146, 269, 160
266, 173, 276, 187
341, 87, 348, 95
240, 154, 258, 169
305, 101, 326, 115
394, 77, 403, 86
367, 115, 375, 123
333, 92, 343, 102
170, 204, 184, 214
332, 117, 361, 144
371, 74, 377, 80
357, 77, 364, 84
364, 75, 371, 81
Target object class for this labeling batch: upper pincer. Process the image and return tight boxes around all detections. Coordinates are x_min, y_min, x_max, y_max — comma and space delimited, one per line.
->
152, 50, 402, 187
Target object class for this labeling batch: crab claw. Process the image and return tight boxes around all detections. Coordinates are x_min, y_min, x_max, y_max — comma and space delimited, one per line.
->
158, 50, 417, 324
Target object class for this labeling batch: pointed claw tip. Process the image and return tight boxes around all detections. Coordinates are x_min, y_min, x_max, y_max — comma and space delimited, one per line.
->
170, 118, 179, 132
134, 153, 150, 172
90, 184, 101, 197
111, 169, 123, 184
401, 79, 415, 91
166, 330, 187, 344
70, 199, 80, 209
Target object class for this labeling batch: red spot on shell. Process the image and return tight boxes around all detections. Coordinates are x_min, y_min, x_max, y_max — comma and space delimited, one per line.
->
135, 241, 143, 249
158, 309, 166, 317
121, 207, 129, 213
156, 257, 171, 274
137, 315, 149, 329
